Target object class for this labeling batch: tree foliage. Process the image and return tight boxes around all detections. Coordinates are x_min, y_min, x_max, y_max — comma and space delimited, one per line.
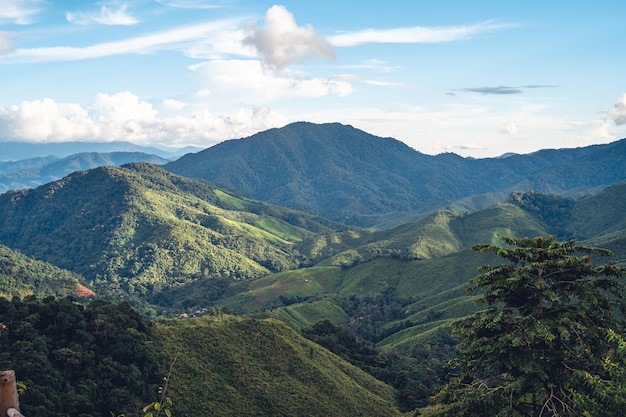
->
426, 236, 626, 416
0, 296, 165, 417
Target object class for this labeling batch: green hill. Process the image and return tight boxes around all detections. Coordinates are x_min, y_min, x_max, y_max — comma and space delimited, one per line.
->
203, 188, 626, 355
1, 296, 402, 416
157, 314, 402, 416
0, 163, 340, 306
0, 244, 92, 299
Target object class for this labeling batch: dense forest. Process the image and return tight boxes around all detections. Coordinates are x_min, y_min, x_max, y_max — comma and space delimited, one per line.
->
0, 297, 164, 417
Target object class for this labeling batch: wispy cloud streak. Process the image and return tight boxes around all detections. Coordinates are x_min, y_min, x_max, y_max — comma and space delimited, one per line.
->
328, 21, 516, 47
66, 4, 139, 26
1, 19, 241, 62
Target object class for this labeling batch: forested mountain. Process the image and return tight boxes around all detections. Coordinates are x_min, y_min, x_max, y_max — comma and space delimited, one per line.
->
0, 163, 340, 307
0, 151, 169, 193
165, 122, 626, 225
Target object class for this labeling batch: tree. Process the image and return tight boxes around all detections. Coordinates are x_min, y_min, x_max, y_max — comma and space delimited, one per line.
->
425, 236, 626, 417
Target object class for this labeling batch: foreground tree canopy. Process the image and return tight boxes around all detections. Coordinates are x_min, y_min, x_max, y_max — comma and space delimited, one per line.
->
423, 236, 626, 417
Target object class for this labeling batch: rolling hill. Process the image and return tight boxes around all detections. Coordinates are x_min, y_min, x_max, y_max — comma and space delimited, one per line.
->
0, 162, 340, 307
165, 122, 626, 226
184, 185, 626, 354
157, 314, 403, 416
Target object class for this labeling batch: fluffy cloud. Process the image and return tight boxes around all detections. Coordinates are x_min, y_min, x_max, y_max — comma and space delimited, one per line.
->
609, 93, 626, 125
66, 4, 139, 26
0, 93, 288, 146
244, 5, 335, 71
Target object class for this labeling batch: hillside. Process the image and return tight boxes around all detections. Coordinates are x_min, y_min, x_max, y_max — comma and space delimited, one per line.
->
0, 244, 93, 299
191, 186, 626, 352
1, 297, 401, 416
0, 151, 169, 193
165, 122, 626, 226
0, 163, 340, 306
157, 315, 402, 416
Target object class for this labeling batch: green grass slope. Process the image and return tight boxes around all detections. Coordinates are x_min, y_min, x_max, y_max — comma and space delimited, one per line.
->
156, 315, 403, 417
202, 200, 550, 354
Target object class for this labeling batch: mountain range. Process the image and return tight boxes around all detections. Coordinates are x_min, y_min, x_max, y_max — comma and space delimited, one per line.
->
165, 122, 626, 226
0, 122, 625, 415
0, 151, 169, 193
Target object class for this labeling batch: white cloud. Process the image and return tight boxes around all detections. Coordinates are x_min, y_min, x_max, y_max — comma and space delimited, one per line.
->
328, 21, 515, 47
0, 0, 43, 24
0, 93, 288, 147
244, 5, 335, 71
609, 93, 626, 125
188, 59, 353, 101
66, 4, 139, 26
1, 19, 240, 62
0, 98, 95, 142
162, 99, 187, 110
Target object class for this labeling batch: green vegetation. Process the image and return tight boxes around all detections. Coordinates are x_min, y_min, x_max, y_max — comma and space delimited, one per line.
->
0, 133, 625, 417
156, 314, 402, 416
0, 297, 164, 417
423, 236, 626, 416
0, 163, 339, 307
0, 244, 89, 299
164, 122, 626, 226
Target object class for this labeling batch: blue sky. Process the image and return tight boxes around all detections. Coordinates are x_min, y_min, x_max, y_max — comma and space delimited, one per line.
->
1, 0, 625, 157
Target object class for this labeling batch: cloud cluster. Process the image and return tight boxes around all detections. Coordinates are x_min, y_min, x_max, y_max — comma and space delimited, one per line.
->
244, 5, 335, 71
66, 4, 139, 26
609, 93, 626, 125
0, 93, 287, 146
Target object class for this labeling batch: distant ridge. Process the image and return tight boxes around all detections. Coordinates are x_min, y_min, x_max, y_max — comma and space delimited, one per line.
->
165, 122, 626, 226
0, 151, 169, 193
0, 140, 201, 161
